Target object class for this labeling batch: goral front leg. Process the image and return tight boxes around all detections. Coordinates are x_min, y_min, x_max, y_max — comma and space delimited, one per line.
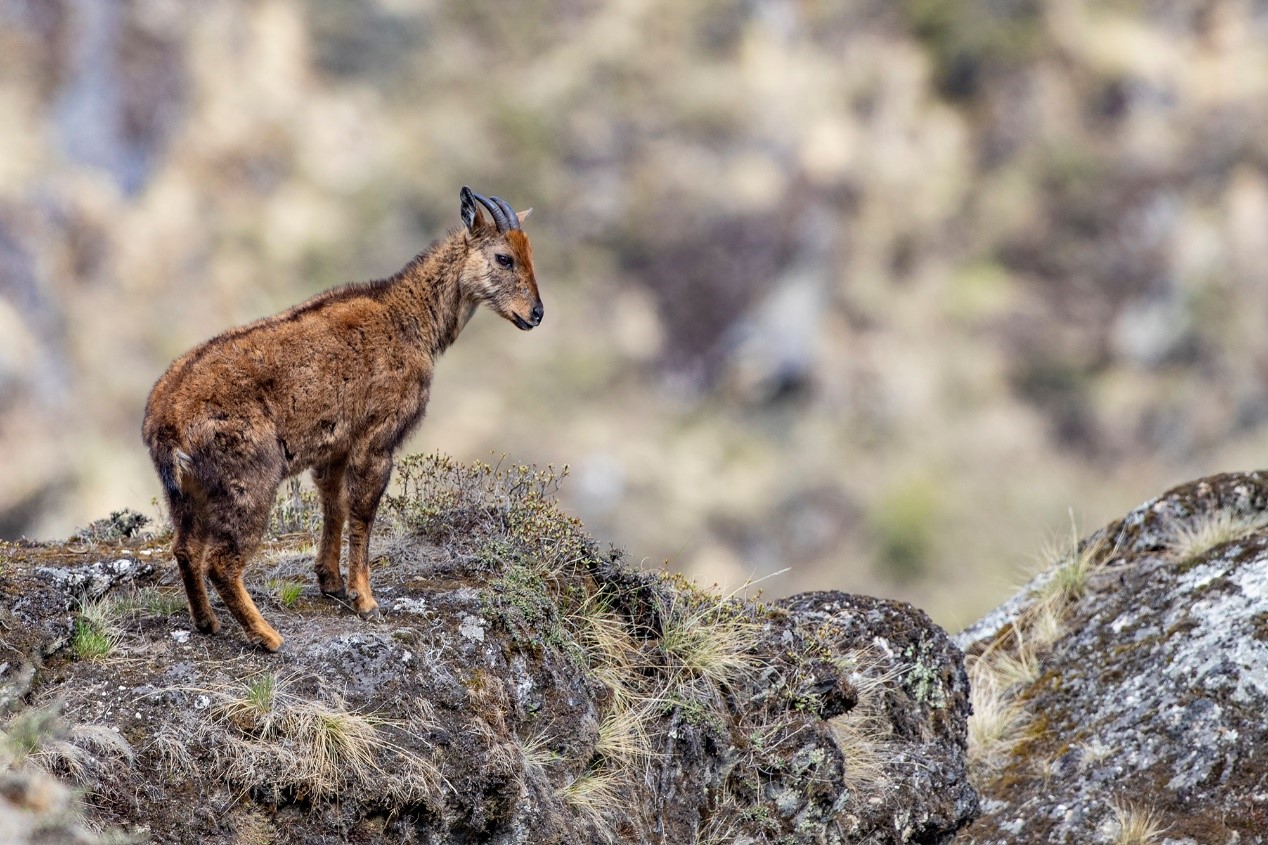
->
312, 456, 349, 599
345, 451, 392, 619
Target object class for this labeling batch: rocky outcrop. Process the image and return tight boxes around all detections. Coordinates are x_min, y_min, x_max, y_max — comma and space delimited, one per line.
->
0, 458, 976, 844
959, 471, 1268, 843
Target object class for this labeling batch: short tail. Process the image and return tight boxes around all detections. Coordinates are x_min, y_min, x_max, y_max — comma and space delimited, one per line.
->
158, 449, 194, 500
145, 424, 194, 502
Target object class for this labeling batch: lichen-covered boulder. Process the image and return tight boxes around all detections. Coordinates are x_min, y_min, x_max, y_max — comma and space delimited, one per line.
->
959, 471, 1268, 844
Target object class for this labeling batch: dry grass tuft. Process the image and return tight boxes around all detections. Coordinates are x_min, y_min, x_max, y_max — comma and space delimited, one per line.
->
569, 596, 647, 706
558, 766, 622, 840
656, 585, 762, 689
32, 723, 135, 784
981, 625, 1042, 690
1, 706, 60, 763
184, 674, 442, 805
965, 657, 1030, 778
1164, 508, 1268, 566
697, 804, 746, 845
595, 700, 654, 768
828, 648, 906, 794
1022, 597, 1067, 651
516, 731, 562, 774
0, 707, 132, 843
1110, 797, 1168, 844
1032, 516, 1106, 610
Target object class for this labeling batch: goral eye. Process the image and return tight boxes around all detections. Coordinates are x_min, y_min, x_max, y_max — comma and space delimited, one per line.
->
495, 254, 514, 269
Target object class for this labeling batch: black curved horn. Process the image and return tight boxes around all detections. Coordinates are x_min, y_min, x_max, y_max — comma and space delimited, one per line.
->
490, 196, 521, 230
471, 191, 512, 232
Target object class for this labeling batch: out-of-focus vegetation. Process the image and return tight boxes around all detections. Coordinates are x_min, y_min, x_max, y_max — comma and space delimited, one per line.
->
4, 0, 1268, 626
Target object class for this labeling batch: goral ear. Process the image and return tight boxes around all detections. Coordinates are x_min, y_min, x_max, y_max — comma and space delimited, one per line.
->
516, 207, 532, 224
460, 186, 487, 232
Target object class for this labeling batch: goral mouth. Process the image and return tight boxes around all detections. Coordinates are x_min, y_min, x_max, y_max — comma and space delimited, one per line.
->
511, 313, 534, 330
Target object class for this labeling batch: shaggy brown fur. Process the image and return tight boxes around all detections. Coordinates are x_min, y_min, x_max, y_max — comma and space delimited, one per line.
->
142, 188, 542, 651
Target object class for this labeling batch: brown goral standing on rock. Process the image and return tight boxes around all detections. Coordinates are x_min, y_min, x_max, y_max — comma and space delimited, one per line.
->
142, 187, 541, 651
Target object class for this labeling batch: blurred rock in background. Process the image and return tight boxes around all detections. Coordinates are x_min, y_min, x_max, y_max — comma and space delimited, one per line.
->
4, 0, 1268, 626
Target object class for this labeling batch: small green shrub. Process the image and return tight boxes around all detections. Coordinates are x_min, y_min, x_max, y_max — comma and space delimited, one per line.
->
384, 453, 594, 571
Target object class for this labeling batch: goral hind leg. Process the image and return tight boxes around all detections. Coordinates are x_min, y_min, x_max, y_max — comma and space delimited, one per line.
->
201, 465, 284, 652
204, 533, 284, 653
169, 495, 218, 635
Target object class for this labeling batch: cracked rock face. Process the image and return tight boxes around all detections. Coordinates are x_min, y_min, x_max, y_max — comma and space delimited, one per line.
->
959, 472, 1268, 844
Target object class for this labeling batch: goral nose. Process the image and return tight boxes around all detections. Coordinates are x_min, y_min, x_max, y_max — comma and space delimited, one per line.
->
531, 302, 544, 326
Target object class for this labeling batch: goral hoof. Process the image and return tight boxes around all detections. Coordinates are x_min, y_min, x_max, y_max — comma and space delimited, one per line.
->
194, 617, 221, 636
357, 605, 381, 621
252, 631, 285, 653
321, 587, 348, 601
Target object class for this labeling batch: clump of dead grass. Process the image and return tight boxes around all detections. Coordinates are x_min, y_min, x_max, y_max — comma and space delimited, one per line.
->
962, 605, 1064, 782
827, 647, 906, 795
963, 515, 1114, 785
31, 722, 135, 784
965, 655, 1029, 777
1163, 508, 1268, 566
558, 765, 623, 841
173, 673, 443, 806
1110, 797, 1168, 844
655, 578, 763, 690
1031, 515, 1108, 611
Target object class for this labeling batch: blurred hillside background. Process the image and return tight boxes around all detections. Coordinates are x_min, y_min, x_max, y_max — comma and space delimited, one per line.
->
3, 0, 1268, 628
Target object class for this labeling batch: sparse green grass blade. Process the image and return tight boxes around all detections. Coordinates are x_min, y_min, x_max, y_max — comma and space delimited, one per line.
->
140, 587, 187, 617
269, 579, 305, 609
72, 602, 120, 661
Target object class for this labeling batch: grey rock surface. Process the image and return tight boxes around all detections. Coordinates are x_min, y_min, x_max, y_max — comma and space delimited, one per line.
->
958, 471, 1268, 844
